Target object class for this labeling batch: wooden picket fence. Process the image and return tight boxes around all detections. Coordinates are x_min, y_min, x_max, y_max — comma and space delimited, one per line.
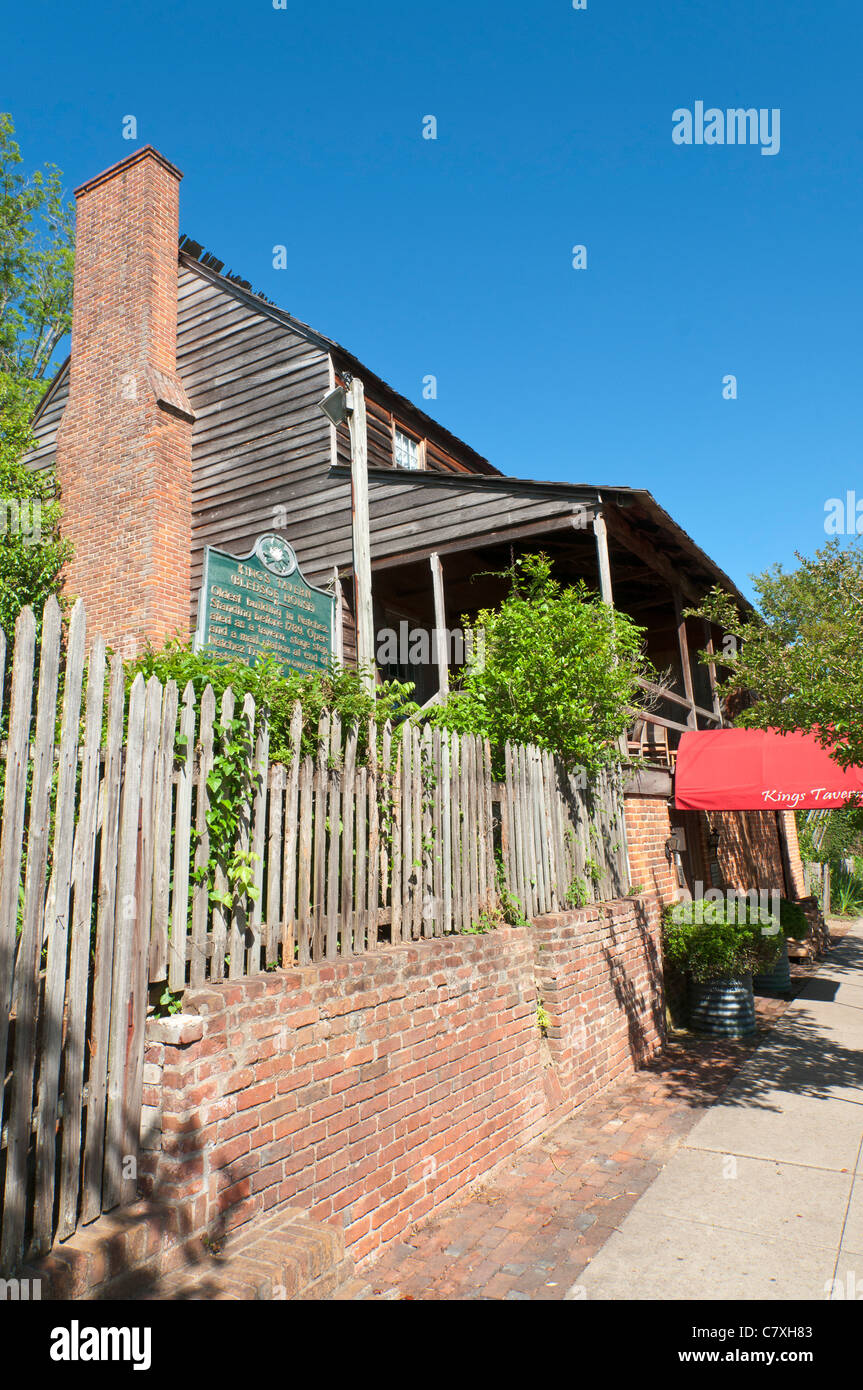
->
0, 597, 628, 1270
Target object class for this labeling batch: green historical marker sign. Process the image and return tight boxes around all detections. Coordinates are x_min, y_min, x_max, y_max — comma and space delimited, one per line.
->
195, 534, 335, 677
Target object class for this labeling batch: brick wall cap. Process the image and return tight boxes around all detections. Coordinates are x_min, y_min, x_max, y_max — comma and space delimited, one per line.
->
146, 1014, 205, 1046
74, 145, 183, 199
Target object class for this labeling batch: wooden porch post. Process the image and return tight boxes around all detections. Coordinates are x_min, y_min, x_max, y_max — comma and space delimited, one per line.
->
674, 592, 697, 728
703, 619, 722, 722
430, 552, 449, 699
331, 566, 345, 666
593, 511, 614, 606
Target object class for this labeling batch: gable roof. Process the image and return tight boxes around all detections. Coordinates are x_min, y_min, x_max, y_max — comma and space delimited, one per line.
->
176, 247, 501, 476
24, 246, 748, 610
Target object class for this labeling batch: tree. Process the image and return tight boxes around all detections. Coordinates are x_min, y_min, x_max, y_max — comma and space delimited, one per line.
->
0, 112, 74, 395
432, 553, 653, 775
692, 539, 863, 768
0, 377, 71, 637
0, 113, 74, 634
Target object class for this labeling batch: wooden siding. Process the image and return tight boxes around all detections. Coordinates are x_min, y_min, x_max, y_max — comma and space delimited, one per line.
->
176, 267, 342, 606
22, 369, 69, 473
364, 473, 590, 567
334, 391, 487, 477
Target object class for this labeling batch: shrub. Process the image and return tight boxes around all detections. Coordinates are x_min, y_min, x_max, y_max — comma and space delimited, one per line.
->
126, 640, 419, 764
777, 896, 809, 941
662, 900, 783, 983
430, 553, 653, 776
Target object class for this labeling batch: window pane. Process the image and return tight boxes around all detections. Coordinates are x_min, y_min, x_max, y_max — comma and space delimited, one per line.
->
394, 428, 421, 470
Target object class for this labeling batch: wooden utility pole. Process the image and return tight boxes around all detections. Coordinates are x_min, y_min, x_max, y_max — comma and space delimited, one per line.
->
347, 378, 374, 692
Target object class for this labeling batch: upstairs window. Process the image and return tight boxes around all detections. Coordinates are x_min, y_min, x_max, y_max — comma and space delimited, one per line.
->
394, 426, 423, 471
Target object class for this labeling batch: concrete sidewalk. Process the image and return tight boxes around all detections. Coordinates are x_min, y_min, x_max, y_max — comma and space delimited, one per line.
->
580, 919, 863, 1300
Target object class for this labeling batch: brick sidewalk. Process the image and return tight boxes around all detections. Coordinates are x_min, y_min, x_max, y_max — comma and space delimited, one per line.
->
365, 942, 845, 1301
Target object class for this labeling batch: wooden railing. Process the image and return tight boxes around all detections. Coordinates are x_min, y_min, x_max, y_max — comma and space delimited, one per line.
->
628, 677, 723, 766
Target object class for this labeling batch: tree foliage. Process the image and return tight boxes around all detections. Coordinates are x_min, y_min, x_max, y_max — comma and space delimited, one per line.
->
0, 396, 71, 637
127, 640, 419, 765
0, 114, 75, 636
431, 553, 652, 774
0, 112, 74, 389
691, 539, 863, 768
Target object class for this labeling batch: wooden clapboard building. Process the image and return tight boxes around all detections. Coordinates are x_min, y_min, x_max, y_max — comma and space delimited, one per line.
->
26, 145, 746, 757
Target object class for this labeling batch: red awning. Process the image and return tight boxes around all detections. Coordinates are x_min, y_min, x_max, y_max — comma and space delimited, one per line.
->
674, 728, 863, 811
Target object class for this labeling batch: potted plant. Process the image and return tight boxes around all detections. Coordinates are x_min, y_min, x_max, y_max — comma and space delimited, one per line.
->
753, 897, 809, 996
662, 898, 784, 1039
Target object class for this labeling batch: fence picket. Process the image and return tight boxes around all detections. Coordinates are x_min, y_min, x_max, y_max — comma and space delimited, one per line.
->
411, 725, 422, 940
229, 693, 256, 980
0, 606, 37, 1129
400, 723, 413, 939
57, 636, 106, 1241
389, 725, 402, 945
339, 724, 357, 954
312, 712, 330, 962
483, 740, 495, 908
190, 685, 216, 988
123, 679, 163, 1205
102, 673, 147, 1214
248, 711, 269, 974
80, 656, 125, 1224
367, 720, 381, 950
211, 688, 235, 981
136, 677, 162, 987
422, 725, 434, 937
355, 764, 367, 951
150, 681, 179, 980
326, 714, 342, 960
297, 754, 314, 964
170, 684, 196, 991
450, 732, 463, 931
2, 601, 61, 1264
1, 599, 62, 1270
266, 763, 285, 966
32, 601, 87, 1256
282, 702, 303, 967
432, 728, 442, 936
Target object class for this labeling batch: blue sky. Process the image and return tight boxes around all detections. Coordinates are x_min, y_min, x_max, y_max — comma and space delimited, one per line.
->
4, 0, 861, 600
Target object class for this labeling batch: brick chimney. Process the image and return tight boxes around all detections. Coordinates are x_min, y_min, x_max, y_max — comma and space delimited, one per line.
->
56, 146, 194, 655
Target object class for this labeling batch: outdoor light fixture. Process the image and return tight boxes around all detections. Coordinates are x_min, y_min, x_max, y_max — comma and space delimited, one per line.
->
708, 824, 722, 853
318, 385, 353, 428
665, 834, 682, 863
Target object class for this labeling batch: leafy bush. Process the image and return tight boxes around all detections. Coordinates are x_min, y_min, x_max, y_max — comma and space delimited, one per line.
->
126, 640, 419, 764
662, 900, 783, 983
830, 872, 863, 918
430, 553, 653, 776
777, 896, 809, 941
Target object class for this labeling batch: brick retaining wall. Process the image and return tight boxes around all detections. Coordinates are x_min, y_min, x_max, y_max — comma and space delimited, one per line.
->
138, 898, 665, 1268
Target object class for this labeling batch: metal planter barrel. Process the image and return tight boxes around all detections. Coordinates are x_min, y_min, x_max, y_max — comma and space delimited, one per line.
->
753, 935, 791, 996
689, 974, 756, 1039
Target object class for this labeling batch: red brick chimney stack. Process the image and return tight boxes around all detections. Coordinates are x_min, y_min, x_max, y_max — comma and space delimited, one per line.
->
56, 145, 194, 654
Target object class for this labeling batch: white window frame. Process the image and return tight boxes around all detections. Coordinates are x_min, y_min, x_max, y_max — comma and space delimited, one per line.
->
393, 424, 425, 471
